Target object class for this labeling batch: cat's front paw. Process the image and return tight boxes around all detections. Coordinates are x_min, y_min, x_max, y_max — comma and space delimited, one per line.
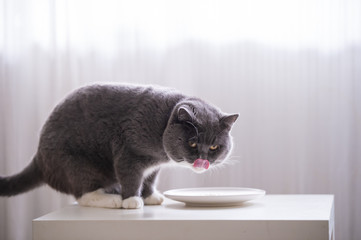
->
122, 196, 144, 209
143, 191, 165, 205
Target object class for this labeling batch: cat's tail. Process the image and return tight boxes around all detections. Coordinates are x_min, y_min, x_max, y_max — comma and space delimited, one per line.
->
0, 157, 44, 196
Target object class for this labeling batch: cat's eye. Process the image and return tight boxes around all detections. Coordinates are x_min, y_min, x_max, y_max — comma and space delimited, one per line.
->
209, 145, 219, 151
189, 141, 197, 148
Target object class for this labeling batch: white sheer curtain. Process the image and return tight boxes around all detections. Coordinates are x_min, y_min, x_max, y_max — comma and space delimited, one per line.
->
1, 0, 360, 239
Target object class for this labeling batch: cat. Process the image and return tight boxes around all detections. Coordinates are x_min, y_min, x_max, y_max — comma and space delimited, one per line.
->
0, 83, 238, 209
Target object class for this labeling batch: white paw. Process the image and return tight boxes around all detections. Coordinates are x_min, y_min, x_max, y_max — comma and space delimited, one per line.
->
106, 195, 123, 208
77, 189, 122, 209
143, 191, 165, 205
122, 196, 144, 209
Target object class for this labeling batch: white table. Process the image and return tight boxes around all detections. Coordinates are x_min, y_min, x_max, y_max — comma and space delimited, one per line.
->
33, 195, 334, 240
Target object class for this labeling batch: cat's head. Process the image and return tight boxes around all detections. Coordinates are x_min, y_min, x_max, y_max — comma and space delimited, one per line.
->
163, 98, 238, 173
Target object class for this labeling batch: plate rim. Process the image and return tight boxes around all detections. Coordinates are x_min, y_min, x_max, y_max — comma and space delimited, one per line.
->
164, 187, 266, 196
163, 187, 266, 206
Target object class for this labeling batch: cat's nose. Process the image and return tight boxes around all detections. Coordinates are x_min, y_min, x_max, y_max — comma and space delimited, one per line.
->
199, 153, 208, 160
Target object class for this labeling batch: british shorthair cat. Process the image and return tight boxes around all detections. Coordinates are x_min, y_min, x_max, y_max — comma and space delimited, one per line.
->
0, 83, 238, 209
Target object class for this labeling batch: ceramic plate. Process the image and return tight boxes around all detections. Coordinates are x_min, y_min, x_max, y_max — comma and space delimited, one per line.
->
163, 187, 266, 207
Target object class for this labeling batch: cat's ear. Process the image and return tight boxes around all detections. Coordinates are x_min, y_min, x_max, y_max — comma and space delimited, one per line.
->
220, 114, 239, 130
178, 105, 193, 122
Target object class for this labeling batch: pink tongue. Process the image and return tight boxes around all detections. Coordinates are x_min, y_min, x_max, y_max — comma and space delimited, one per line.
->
193, 159, 210, 169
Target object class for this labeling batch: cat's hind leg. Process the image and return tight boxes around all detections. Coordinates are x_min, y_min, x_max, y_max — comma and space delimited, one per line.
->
77, 189, 122, 209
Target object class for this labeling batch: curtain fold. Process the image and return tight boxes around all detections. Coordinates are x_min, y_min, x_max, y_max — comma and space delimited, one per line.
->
1, 0, 360, 239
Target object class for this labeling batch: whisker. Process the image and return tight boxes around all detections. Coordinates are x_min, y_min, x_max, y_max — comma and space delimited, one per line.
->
210, 155, 242, 172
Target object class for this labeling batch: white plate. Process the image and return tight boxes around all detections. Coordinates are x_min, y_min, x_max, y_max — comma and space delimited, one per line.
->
163, 187, 266, 207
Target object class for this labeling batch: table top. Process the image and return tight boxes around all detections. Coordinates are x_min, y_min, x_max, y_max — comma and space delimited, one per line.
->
34, 194, 334, 222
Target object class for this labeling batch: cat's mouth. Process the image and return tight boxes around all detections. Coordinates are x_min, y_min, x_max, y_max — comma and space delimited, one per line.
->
190, 159, 211, 173
191, 158, 210, 173
172, 158, 211, 173
193, 158, 209, 169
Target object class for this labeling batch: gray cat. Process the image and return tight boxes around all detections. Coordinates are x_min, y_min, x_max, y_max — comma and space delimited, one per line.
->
0, 83, 238, 209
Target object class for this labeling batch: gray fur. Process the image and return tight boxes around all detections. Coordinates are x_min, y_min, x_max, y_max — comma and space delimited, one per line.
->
0, 83, 238, 202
